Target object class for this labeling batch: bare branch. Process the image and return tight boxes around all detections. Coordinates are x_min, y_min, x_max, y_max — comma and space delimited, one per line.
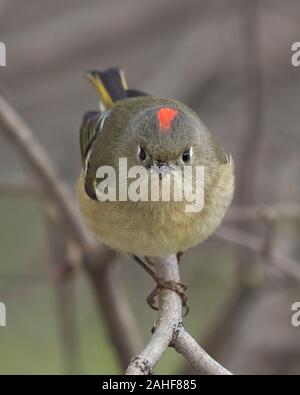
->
126, 256, 181, 374
174, 328, 232, 375
0, 94, 95, 252
126, 255, 232, 375
227, 203, 300, 222
215, 225, 300, 282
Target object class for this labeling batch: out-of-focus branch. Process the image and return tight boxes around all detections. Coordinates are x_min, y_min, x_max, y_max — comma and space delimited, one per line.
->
46, 210, 82, 374
215, 225, 300, 282
86, 260, 143, 370
238, 0, 263, 206
0, 183, 40, 197
0, 94, 95, 253
126, 255, 232, 375
179, 219, 298, 375
261, 218, 277, 265
227, 203, 300, 222
0, 94, 141, 370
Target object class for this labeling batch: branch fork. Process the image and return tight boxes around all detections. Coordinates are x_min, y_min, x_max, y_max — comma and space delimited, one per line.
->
126, 255, 232, 375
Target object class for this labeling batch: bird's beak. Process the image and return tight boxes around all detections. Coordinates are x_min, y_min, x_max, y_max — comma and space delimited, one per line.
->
155, 163, 172, 179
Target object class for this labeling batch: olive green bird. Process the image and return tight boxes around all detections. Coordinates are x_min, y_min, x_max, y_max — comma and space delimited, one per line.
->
77, 67, 234, 311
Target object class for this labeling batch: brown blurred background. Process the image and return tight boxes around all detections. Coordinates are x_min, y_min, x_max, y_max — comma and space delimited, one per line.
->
0, 0, 300, 374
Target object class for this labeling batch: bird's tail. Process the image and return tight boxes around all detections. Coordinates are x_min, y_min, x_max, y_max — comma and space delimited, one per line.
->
85, 67, 129, 110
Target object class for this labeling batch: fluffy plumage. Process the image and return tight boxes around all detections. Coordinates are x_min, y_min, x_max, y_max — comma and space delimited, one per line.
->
77, 68, 234, 257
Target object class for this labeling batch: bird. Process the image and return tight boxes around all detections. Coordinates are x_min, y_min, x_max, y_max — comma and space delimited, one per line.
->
77, 67, 234, 313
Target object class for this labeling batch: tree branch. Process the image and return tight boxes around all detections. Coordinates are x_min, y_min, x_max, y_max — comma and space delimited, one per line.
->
126, 255, 232, 375
227, 203, 300, 222
215, 225, 300, 282
0, 95, 95, 253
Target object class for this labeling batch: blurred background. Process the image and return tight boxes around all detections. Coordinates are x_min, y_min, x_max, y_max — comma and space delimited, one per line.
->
0, 0, 300, 374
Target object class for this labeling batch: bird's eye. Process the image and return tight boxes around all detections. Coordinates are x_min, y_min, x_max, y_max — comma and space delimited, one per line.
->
138, 146, 147, 161
182, 148, 192, 162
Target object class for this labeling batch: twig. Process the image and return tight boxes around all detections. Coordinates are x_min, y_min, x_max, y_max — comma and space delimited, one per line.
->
261, 218, 277, 264
0, 95, 95, 252
215, 225, 300, 282
126, 255, 232, 375
227, 203, 300, 222
174, 329, 232, 375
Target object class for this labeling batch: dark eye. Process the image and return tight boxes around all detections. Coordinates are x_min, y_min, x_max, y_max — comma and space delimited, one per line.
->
182, 148, 191, 162
138, 146, 147, 161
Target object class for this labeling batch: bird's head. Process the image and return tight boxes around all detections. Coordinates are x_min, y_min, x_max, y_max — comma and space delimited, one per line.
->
107, 97, 228, 174
88, 97, 229, 202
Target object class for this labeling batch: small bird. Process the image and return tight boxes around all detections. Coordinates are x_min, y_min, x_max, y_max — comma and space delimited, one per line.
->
77, 67, 234, 311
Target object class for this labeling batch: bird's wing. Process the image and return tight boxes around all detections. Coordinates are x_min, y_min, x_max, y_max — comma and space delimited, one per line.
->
80, 67, 149, 200
79, 110, 110, 168
79, 110, 111, 200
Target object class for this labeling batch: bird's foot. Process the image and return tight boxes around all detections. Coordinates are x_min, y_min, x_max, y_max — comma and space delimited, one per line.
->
147, 279, 189, 317
132, 255, 189, 316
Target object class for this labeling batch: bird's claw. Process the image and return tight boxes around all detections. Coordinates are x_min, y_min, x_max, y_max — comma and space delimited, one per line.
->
146, 279, 189, 317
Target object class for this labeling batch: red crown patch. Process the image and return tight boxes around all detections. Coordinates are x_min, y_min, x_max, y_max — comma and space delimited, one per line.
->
157, 107, 178, 132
